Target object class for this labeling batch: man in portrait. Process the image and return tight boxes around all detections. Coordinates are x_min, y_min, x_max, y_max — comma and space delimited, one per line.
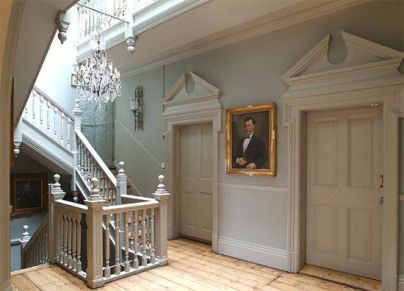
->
233, 116, 267, 169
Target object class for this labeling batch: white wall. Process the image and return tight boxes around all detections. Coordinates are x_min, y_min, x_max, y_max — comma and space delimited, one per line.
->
115, 0, 403, 269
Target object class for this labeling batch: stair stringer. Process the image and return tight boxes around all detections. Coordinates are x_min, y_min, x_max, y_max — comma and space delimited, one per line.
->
21, 119, 73, 174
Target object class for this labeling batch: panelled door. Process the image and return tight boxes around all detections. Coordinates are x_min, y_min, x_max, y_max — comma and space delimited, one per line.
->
306, 107, 383, 280
178, 123, 212, 242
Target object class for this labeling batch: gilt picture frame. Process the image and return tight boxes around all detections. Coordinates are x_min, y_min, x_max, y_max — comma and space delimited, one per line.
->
11, 174, 47, 216
225, 103, 276, 176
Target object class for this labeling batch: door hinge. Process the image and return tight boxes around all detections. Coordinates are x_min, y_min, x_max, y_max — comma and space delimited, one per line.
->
379, 196, 384, 205
379, 174, 384, 189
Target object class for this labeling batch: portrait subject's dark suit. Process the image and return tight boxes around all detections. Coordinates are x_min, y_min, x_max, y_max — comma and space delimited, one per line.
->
233, 134, 267, 168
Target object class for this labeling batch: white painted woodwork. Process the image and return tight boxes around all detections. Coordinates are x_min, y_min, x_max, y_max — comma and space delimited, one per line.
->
163, 72, 221, 252
22, 215, 49, 268
306, 107, 383, 280
282, 31, 403, 290
178, 123, 213, 242
48, 174, 169, 289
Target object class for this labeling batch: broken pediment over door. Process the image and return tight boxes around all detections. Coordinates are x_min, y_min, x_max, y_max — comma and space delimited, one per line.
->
162, 72, 221, 117
282, 31, 403, 85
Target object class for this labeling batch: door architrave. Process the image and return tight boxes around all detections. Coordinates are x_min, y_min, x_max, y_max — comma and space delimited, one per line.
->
162, 73, 221, 252
282, 32, 404, 290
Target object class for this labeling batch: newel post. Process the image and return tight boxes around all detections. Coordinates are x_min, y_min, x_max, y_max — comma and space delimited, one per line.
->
85, 178, 106, 289
116, 161, 127, 204
153, 175, 170, 265
49, 174, 65, 264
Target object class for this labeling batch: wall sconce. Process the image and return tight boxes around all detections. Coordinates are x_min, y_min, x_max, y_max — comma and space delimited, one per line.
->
130, 86, 143, 130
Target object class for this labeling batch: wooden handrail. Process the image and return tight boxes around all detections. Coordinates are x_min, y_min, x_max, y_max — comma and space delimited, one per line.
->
102, 200, 159, 215
33, 87, 74, 121
54, 199, 88, 213
76, 130, 117, 186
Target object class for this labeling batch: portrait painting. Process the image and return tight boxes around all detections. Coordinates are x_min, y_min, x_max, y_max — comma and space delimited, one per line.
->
226, 104, 276, 176
11, 174, 47, 216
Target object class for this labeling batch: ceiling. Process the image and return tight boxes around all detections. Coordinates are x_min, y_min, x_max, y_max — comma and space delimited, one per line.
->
106, 0, 368, 76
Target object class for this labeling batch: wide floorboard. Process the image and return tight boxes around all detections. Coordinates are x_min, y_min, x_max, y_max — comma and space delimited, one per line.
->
12, 239, 380, 290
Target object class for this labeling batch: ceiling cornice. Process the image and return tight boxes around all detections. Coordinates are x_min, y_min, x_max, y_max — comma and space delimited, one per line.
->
122, 0, 370, 78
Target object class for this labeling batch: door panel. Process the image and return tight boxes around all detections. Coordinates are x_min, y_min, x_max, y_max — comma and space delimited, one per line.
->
307, 107, 382, 280
179, 123, 212, 242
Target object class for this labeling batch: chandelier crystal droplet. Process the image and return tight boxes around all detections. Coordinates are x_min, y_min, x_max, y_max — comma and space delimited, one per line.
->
74, 35, 121, 103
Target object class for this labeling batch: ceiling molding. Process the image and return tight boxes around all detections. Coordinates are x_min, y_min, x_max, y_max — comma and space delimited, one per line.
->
122, 0, 370, 78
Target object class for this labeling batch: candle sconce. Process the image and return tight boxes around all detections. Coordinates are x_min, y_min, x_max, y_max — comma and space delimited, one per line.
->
130, 86, 143, 130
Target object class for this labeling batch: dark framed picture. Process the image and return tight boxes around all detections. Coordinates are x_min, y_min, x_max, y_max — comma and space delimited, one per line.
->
11, 174, 47, 216
226, 103, 276, 176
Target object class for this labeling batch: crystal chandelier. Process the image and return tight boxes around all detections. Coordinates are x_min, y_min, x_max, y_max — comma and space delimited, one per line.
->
74, 35, 121, 103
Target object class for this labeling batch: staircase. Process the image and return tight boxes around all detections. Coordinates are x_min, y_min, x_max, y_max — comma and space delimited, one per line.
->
14, 89, 170, 289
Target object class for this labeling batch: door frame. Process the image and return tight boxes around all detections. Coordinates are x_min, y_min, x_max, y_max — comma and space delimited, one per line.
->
162, 73, 221, 252
175, 121, 215, 244
283, 76, 403, 290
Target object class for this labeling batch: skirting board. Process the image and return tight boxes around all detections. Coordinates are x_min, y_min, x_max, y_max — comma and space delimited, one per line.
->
218, 236, 287, 271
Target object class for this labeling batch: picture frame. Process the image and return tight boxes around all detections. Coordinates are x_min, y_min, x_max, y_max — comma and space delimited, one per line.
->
225, 103, 276, 176
11, 174, 48, 216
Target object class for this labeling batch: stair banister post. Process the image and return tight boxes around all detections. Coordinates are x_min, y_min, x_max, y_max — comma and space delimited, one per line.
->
116, 161, 127, 204
152, 175, 170, 266
73, 98, 82, 131
85, 178, 106, 289
49, 174, 66, 264
72, 98, 82, 193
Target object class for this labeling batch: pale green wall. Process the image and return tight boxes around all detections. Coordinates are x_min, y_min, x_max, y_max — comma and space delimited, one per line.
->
115, 1, 404, 252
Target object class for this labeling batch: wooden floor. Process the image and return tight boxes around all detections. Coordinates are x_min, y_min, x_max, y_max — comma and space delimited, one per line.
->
12, 239, 379, 291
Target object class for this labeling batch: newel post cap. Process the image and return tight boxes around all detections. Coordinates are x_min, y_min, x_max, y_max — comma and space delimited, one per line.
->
153, 175, 170, 201
118, 161, 125, 174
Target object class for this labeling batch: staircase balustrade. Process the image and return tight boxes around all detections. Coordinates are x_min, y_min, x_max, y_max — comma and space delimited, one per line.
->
23, 88, 74, 151
21, 215, 49, 268
49, 174, 170, 289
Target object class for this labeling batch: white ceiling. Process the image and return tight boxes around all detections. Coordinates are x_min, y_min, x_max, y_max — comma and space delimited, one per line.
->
106, 0, 367, 76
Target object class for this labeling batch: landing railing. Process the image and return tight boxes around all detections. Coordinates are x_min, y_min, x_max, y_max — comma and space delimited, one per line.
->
49, 174, 169, 289
23, 87, 74, 151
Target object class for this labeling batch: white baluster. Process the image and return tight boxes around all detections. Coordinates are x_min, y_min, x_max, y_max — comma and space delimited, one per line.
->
60, 112, 65, 145
68, 214, 73, 269
59, 212, 64, 264
124, 212, 130, 272
39, 95, 44, 128
142, 210, 147, 266
150, 208, 155, 264
133, 210, 139, 269
63, 214, 68, 266
66, 119, 72, 150
32, 91, 36, 122
47, 101, 51, 134
72, 213, 77, 272
76, 212, 82, 273
54, 107, 58, 138
105, 214, 111, 278
115, 213, 121, 275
